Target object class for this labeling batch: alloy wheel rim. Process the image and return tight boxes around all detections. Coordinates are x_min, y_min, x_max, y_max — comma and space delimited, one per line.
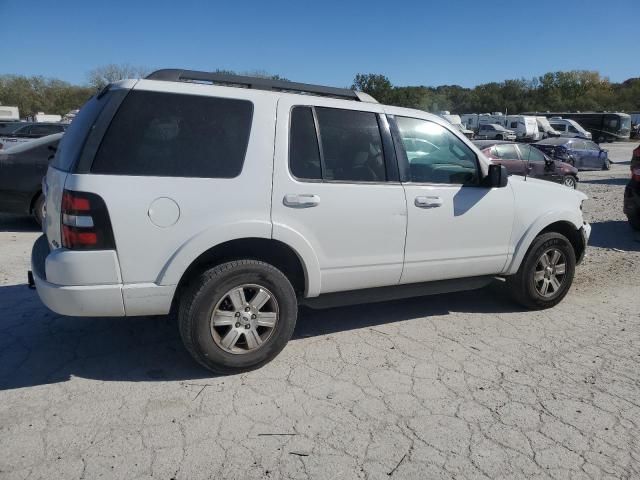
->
533, 248, 567, 298
210, 284, 279, 354
563, 177, 575, 188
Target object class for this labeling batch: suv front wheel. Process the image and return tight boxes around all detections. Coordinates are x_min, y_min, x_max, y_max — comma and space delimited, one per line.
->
507, 232, 576, 309
179, 260, 298, 374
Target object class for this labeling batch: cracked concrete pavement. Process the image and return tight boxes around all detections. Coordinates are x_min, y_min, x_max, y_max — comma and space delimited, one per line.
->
0, 143, 639, 479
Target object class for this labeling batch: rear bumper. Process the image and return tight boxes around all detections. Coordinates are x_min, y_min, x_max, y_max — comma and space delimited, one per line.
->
623, 181, 640, 216
31, 234, 174, 317
31, 235, 125, 316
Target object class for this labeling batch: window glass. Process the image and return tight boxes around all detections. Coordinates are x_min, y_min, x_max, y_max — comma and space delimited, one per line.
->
510, 122, 518, 128
568, 125, 579, 133
550, 123, 565, 131
571, 140, 586, 149
493, 144, 519, 159
518, 144, 546, 162
395, 117, 478, 185
585, 141, 599, 150
289, 107, 321, 180
92, 90, 253, 177
31, 124, 60, 135
315, 107, 385, 182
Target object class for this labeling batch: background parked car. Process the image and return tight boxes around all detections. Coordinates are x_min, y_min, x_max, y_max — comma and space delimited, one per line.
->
477, 123, 517, 140
0, 122, 66, 148
0, 133, 63, 224
475, 140, 579, 188
534, 137, 610, 171
0, 121, 31, 138
623, 144, 640, 230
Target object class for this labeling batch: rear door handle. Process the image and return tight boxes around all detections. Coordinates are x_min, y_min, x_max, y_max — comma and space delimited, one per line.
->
283, 194, 320, 208
415, 196, 443, 208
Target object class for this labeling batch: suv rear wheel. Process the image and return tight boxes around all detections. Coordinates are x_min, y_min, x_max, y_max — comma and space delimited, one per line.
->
33, 194, 45, 226
507, 232, 576, 309
179, 260, 297, 374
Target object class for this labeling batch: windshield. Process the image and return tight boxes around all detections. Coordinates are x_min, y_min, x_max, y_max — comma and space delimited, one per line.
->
566, 119, 586, 133
621, 116, 631, 132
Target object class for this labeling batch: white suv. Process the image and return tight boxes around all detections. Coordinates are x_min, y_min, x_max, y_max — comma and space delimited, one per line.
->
31, 69, 591, 373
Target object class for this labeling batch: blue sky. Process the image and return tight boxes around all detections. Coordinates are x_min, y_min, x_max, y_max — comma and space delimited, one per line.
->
1, 0, 637, 88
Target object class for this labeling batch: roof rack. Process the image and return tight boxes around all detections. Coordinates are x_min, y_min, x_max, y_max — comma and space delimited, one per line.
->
145, 69, 377, 103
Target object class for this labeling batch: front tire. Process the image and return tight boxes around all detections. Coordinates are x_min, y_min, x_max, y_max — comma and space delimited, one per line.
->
507, 232, 576, 310
179, 260, 298, 374
562, 176, 577, 189
628, 214, 640, 231
602, 158, 611, 170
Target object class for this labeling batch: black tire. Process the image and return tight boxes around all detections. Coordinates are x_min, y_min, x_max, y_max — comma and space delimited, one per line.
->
602, 157, 611, 170
497, 134, 505, 140
33, 194, 45, 226
628, 214, 640, 231
506, 232, 576, 310
562, 176, 577, 189
179, 260, 297, 374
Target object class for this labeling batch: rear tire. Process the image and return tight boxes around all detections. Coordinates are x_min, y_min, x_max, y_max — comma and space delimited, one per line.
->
179, 260, 298, 374
628, 214, 640, 231
33, 194, 45, 226
602, 158, 611, 170
507, 232, 576, 310
497, 134, 505, 140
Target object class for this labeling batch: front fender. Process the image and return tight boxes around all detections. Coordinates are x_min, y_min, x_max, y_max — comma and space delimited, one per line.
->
505, 210, 584, 275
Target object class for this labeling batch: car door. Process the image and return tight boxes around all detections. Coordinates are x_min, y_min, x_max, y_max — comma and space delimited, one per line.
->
517, 144, 558, 181
271, 99, 407, 295
391, 115, 514, 283
584, 140, 604, 169
569, 139, 587, 169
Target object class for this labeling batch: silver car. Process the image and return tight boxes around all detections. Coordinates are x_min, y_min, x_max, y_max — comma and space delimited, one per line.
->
478, 123, 517, 141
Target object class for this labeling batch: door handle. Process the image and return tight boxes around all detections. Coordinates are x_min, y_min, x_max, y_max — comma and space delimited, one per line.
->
283, 194, 320, 208
415, 196, 443, 208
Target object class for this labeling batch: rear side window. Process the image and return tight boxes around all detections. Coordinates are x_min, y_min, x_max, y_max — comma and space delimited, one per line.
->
316, 107, 386, 182
494, 144, 519, 159
290, 107, 322, 180
92, 91, 253, 178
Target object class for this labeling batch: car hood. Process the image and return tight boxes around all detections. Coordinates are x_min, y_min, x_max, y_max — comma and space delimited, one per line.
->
509, 174, 587, 201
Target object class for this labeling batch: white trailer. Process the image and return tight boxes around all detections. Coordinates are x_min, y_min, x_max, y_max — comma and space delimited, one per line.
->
0, 106, 20, 121
503, 115, 540, 141
437, 111, 475, 139
33, 112, 62, 123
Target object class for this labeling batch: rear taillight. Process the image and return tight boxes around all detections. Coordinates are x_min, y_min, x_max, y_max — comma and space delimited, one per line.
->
61, 190, 115, 250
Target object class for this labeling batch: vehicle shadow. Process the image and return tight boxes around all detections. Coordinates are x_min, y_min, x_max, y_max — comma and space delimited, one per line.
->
0, 214, 40, 233
580, 178, 629, 186
588, 220, 640, 252
0, 282, 522, 390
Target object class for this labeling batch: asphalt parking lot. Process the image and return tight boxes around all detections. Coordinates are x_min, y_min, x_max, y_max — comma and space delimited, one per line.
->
1, 143, 639, 480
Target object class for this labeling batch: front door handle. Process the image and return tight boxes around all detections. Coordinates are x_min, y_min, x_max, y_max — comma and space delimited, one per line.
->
415, 196, 443, 208
283, 194, 320, 208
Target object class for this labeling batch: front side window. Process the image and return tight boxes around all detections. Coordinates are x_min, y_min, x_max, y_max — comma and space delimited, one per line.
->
571, 140, 586, 149
92, 91, 253, 178
518, 144, 546, 162
585, 141, 599, 151
510, 122, 518, 128
395, 117, 478, 185
315, 107, 386, 182
568, 125, 579, 133
550, 123, 565, 131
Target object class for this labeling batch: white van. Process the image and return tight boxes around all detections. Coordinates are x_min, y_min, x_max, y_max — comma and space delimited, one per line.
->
548, 118, 592, 140
437, 111, 475, 139
536, 116, 562, 138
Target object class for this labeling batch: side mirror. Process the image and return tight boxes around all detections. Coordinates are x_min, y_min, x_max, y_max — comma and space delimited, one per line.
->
487, 164, 508, 188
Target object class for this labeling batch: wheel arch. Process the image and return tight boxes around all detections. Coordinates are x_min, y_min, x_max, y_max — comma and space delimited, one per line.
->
506, 214, 585, 275
170, 237, 313, 311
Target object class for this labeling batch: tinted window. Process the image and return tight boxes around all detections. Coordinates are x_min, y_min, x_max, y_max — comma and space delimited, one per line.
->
494, 144, 519, 159
510, 122, 518, 128
396, 117, 478, 185
550, 123, 565, 131
518, 144, 546, 162
568, 125, 579, 133
289, 107, 321, 180
315, 107, 385, 182
30, 124, 61, 135
92, 91, 253, 178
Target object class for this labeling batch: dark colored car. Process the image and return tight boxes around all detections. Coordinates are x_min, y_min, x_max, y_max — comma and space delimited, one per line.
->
0, 133, 63, 224
623, 144, 640, 230
534, 137, 610, 171
474, 140, 579, 188
0, 122, 67, 149
0, 121, 31, 137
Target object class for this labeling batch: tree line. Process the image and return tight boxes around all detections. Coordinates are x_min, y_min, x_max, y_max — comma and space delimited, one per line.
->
1, 65, 638, 118
352, 71, 640, 114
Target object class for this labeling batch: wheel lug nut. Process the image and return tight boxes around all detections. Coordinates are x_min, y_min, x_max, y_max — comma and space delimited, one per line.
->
235, 312, 240, 317
251, 314, 256, 319
235, 322, 240, 328
245, 307, 250, 312
244, 324, 250, 329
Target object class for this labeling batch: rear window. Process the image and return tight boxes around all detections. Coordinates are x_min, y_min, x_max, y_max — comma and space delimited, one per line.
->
52, 94, 108, 171
91, 90, 253, 178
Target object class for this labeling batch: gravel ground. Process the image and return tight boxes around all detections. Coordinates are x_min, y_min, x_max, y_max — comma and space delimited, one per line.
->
0, 143, 638, 480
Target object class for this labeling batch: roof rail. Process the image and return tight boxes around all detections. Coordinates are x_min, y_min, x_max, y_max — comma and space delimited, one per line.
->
145, 69, 377, 103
